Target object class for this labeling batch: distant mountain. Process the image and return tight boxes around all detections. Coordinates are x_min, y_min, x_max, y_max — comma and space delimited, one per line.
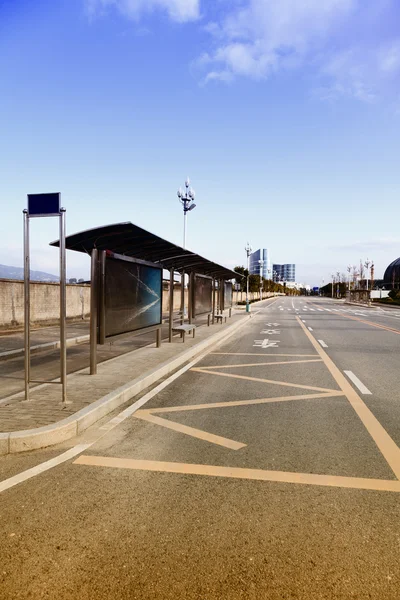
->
0, 264, 59, 282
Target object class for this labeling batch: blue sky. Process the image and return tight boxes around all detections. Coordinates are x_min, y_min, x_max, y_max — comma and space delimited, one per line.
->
1, 0, 399, 285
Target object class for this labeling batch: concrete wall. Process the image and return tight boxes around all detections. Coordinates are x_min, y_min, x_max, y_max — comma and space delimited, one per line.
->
1, 279, 261, 330
0, 279, 90, 330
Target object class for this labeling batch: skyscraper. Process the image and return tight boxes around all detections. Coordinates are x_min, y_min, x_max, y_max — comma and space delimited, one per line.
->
249, 249, 271, 279
273, 264, 296, 282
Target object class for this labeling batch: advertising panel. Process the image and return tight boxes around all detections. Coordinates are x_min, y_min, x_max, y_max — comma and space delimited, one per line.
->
194, 275, 213, 316
104, 254, 162, 339
223, 281, 233, 309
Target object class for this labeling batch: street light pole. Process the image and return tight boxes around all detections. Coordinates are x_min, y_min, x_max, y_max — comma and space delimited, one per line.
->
258, 259, 264, 301
177, 178, 196, 322
331, 273, 334, 299
177, 177, 196, 249
245, 242, 252, 313
364, 258, 370, 291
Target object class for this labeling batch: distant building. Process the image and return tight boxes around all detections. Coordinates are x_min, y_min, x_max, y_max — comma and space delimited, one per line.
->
383, 257, 400, 288
249, 249, 271, 279
273, 263, 296, 283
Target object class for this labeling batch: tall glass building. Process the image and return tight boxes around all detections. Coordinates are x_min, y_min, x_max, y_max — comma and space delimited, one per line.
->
249, 249, 271, 279
273, 264, 296, 282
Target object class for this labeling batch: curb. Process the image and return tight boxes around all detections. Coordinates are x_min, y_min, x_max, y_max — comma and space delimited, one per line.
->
0, 335, 90, 362
0, 314, 253, 456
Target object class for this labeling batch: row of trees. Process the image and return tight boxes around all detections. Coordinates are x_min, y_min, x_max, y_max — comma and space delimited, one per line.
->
234, 266, 302, 296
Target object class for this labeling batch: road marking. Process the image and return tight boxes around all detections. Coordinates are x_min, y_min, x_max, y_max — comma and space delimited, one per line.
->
139, 391, 344, 414
0, 445, 91, 494
197, 359, 323, 370
296, 317, 400, 480
211, 353, 318, 357
260, 329, 280, 335
308, 327, 313, 332
325, 308, 332, 312
317, 309, 324, 312
191, 367, 339, 393
135, 412, 246, 450
74, 456, 400, 493
344, 371, 372, 395
253, 339, 280, 348
302, 320, 306, 323
333, 313, 400, 336
318, 340, 328, 348
309, 308, 315, 312
265, 323, 280, 327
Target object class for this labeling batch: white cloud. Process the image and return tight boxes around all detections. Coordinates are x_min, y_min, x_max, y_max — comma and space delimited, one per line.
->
197, 0, 400, 104
86, 0, 200, 23
199, 0, 357, 81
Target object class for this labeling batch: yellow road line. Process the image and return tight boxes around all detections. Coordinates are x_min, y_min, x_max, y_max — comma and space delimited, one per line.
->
196, 359, 323, 370
134, 412, 246, 451
74, 456, 400, 493
296, 316, 400, 480
191, 367, 339, 394
137, 391, 345, 415
210, 353, 319, 357
332, 312, 400, 335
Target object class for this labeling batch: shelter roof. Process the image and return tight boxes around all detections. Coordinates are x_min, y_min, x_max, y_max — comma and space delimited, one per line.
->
50, 222, 240, 280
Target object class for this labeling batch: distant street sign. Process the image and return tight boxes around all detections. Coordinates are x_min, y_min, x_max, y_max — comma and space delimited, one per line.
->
27, 193, 60, 217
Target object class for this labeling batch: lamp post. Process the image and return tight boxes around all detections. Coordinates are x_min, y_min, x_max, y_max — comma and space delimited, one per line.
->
347, 264, 351, 293
245, 242, 252, 313
364, 258, 370, 291
331, 272, 334, 298
177, 178, 196, 321
177, 177, 196, 249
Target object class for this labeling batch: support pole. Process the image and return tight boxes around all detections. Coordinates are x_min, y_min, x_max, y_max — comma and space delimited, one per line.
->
59, 208, 67, 403
189, 272, 194, 324
212, 278, 216, 324
169, 268, 174, 342
90, 249, 98, 375
98, 250, 106, 345
23, 210, 30, 401
180, 270, 185, 325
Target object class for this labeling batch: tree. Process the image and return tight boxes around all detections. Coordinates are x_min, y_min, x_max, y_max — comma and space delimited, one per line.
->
234, 266, 248, 292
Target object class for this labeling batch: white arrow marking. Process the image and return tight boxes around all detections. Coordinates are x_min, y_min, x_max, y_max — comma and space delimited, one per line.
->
253, 339, 280, 349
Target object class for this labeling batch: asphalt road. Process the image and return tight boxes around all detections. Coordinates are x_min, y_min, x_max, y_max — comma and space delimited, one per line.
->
1, 296, 400, 599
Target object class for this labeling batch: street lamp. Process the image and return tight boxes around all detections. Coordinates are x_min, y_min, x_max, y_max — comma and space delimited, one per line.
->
331, 272, 335, 299
364, 258, 371, 291
177, 177, 196, 249
347, 264, 351, 293
245, 242, 252, 313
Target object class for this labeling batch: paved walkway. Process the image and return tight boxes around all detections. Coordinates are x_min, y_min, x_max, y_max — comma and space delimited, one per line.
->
0, 310, 250, 433
0, 322, 90, 354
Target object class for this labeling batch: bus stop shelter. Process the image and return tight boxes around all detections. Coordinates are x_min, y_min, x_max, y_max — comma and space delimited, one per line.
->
51, 222, 240, 374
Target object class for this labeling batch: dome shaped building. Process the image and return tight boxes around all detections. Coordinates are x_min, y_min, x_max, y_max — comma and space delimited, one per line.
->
383, 257, 400, 287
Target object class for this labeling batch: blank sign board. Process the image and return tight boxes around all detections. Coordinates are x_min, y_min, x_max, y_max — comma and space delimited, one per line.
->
104, 255, 162, 339
27, 193, 61, 217
223, 281, 233, 309
194, 275, 213, 316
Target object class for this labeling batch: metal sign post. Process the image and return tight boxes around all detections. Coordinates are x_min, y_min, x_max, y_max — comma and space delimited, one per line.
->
24, 193, 67, 404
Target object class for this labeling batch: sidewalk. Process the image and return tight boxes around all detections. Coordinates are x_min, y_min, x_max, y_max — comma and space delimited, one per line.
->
0, 301, 275, 455
0, 322, 90, 360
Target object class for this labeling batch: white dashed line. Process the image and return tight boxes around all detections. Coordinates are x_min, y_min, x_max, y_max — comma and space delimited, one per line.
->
308, 327, 313, 331
344, 371, 372, 395
318, 340, 328, 348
